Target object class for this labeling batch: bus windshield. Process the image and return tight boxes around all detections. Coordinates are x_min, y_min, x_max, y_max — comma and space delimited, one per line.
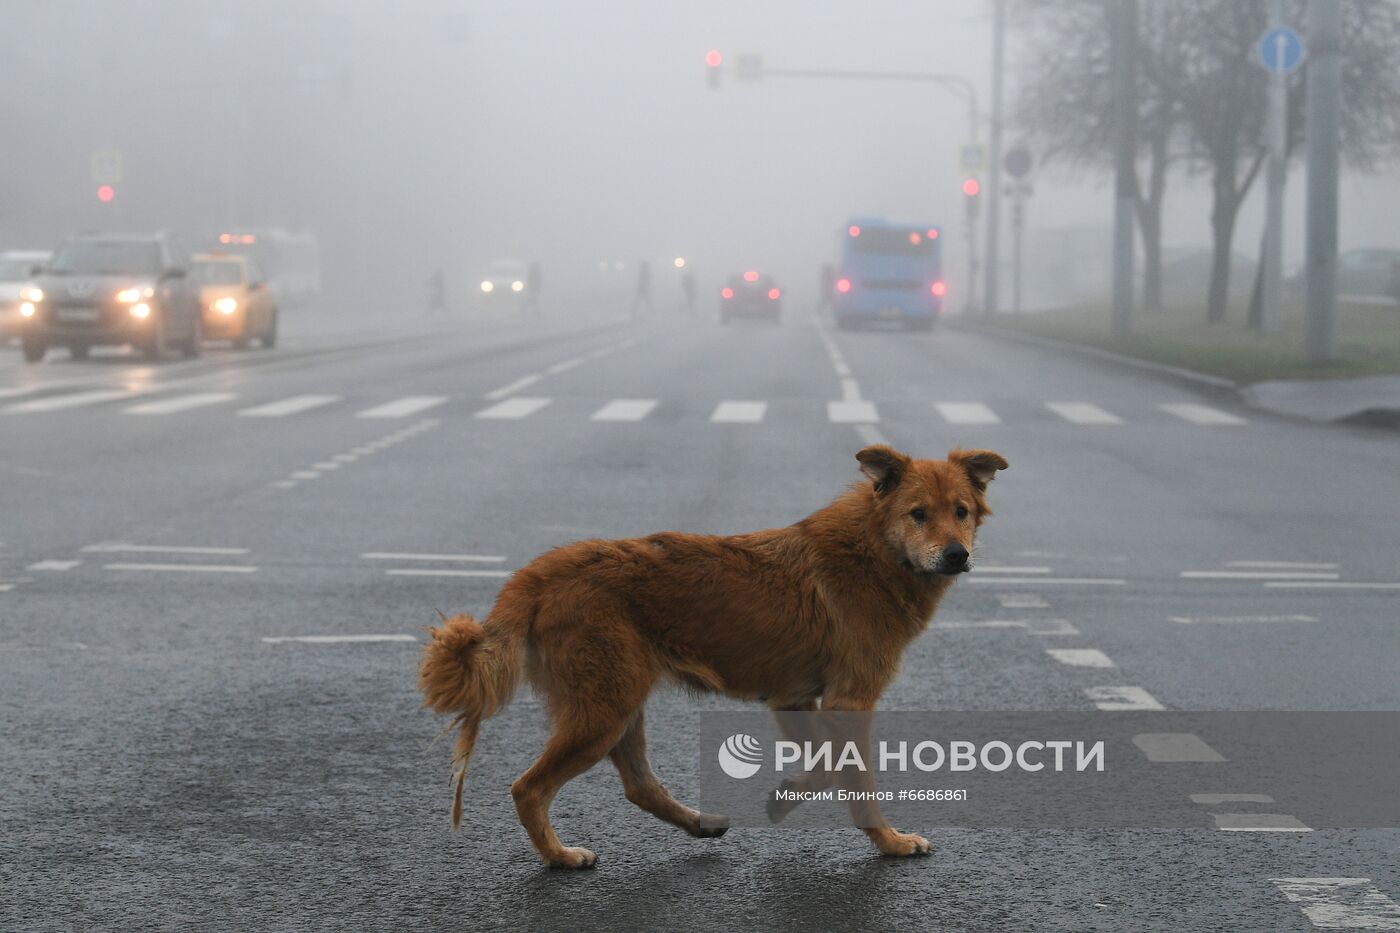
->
850, 228, 938, 257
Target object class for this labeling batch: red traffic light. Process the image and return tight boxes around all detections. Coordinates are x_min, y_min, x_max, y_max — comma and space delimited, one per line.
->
705, 49, 723, 68
931, 280, 947, 297
962, 178, 980, 197
835, 277, 852, 293
97, 184, 115, 203
847, 225, 861, 238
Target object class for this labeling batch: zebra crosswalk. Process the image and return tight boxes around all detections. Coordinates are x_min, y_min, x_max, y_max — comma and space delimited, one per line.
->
0, 387, 1253, 429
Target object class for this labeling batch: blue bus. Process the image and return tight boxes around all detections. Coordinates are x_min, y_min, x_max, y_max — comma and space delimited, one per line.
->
832, 216, 945, 330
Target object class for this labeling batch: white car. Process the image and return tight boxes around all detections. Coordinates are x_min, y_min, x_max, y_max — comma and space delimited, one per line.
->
478, 259, 530, 302
0, 249, 51, 342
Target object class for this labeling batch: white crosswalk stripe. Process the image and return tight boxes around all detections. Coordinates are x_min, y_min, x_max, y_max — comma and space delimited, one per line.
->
827, 400, 879, 423
475, 397, 551, 419
936, 402, 1000, 424
124, 392, 237, 415
1159, 402, 1246, 425
1271, 877, 1400, 929
1047, 402, 1122, 424
710, 400, 767, 423
591, 399, 658, 421
355, 396, 448, 418
238, 395, 341, 417
3, 389, 138, 413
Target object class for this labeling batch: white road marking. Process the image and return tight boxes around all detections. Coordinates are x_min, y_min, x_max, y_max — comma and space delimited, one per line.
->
0, 583, 13, 592
966, 576, 1126, 586
270, 480, 297, 489
290, 470, 320, 480
238, 394, 341, 417
1191, 794, 1274, 805
262, 634, 418, 644
1131, 733, 1225, 762
546, 357, 584, 374
1271, 877, 1400, 929
840, 378, 862, 402
710, 401, 767, 423
975, 565, 1051, 575
362, 552, 505, 563
587, 346, 615, 359
312, 462, 340, 470
124, 392, 237, 415
4, 389, 138, 413
331, 453, 358, 463
1047, 402, 1122, 425
27, 560, 81, 571
936, 402, 1001, 424
1265, 581, 1400, 590
1169, 614, 1317, 625
827, 400, 879, 424
1046, 648, 1116, 668
384, 568, 512, 578
475, 396, 551, 420
484, 373, 542, 400
355, 396, 447, 418
591, 398, 658, 421
105, 563, 257, 573
1159, 402, 1246, 425
1085, 686, 1165, 711
1227, 560, 1339, 570
1213, 813, 1311, 832
1182, 570, 1340, 580
833, 361, 852, 377
998, 594, 1049, 608
936, 619, 1080, 636
82, 544, 249, 555
853, 423, 888, 446
0, 385, 50, 399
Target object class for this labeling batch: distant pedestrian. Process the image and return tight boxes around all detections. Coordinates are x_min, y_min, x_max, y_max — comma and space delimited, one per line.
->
680, 269, 696, 315
631, 260, 654, 315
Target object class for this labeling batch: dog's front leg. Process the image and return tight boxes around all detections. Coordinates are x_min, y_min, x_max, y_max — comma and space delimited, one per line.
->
821, 697, 932, 858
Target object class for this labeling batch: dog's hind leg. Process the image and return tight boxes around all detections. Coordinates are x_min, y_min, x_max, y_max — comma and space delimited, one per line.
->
511, 704, 631, 869
610, 709, 728, 839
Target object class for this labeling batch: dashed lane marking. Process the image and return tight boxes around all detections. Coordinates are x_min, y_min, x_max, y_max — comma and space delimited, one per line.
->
966, 576, 1126, 586
27, 560, 81, 571
1046, 648, 1116, 668
1214, 814, 1312, 832
1085, 686, 1165, 711
262, 634, 418, 644
124, 392, 236, 415
362, 552, 505, 563
827, 400, 879, 424
974, 565, 1050, 575
484, 373, 542, 400
355, 396, 448, 418
1169, 614, 1317, 625
710, 400, 767, 423
1047, 402, 1122, 425
936, 402, 1001, 425
1131, 733, 1225, 762
546, 357, 584, 375
1265, 581, 1400, 590
998, 594, 1050, 609
1227, 560, 1339, 570
104, 563, 257, 574
1190, 794, 1274, 805
384, 568, 512, 578
238, 394, 341, 417
1158, 402, 1246, 425
3, 389, 139, 413
935, 619, 1080, 636
1182, 570, 1339, 581
591, 399, 658, 422
82, 544, 249, 555
1270, 878, 1400, 929
475, 397, 551, 420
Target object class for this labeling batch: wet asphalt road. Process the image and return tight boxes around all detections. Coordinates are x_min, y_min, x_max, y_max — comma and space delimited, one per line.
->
2, 308, 1398, 931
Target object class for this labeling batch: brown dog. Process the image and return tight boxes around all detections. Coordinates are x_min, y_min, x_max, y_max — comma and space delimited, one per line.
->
419, 444, 1007, 867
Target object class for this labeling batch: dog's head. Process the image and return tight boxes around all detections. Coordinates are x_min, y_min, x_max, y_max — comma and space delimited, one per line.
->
856, 444, 1008, 576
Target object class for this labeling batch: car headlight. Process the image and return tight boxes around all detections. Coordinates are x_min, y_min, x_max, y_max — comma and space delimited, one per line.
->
480, 280, 495, 293
117, 286, 155, 304
20, 302, 36, 317
130, 303, 151, 319
20, 286, 43, 303
214, 297, 238, 314
511, 280, 524, 292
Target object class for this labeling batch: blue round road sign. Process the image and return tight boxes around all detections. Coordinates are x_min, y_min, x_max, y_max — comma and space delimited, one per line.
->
1257, 26, 1304, 74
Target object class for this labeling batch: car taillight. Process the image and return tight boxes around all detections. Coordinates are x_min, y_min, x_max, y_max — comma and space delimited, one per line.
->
836, 278, 851, 293
721, 287, 734, 299
743, 270, 759, 283
768, 288, 780, 300
931, 281, 947, 297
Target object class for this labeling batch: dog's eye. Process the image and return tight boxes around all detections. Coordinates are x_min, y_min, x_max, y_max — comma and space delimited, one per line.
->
910, 508, 927, 523
955, 504, 969, 520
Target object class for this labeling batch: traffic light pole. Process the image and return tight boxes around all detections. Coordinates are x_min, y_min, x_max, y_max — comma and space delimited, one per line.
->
731, 65, 982, 312
984, 0, 1006, 317
1304, 0, 1340, 363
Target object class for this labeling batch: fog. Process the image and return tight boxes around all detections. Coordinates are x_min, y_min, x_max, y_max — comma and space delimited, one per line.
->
4, 0, 1398, 317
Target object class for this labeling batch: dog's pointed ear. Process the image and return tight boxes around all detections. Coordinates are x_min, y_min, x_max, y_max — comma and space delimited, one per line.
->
949, 449, 1008, 491
856, 445, 912, 494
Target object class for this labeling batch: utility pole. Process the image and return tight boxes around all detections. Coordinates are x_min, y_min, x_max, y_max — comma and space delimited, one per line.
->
1109, 0, 1138, 338
1259, 0, 1288, 335
1304, 0, 1340, 363
984, 0, 1006, 316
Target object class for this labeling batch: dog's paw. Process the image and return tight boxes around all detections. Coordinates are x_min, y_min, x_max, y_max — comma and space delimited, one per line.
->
694, 813, 729, 838
546, 846, 598, 869
874, 830, 933, 858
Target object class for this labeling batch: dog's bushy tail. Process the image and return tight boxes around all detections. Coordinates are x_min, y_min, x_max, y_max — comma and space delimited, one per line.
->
419, 610, 526, 829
